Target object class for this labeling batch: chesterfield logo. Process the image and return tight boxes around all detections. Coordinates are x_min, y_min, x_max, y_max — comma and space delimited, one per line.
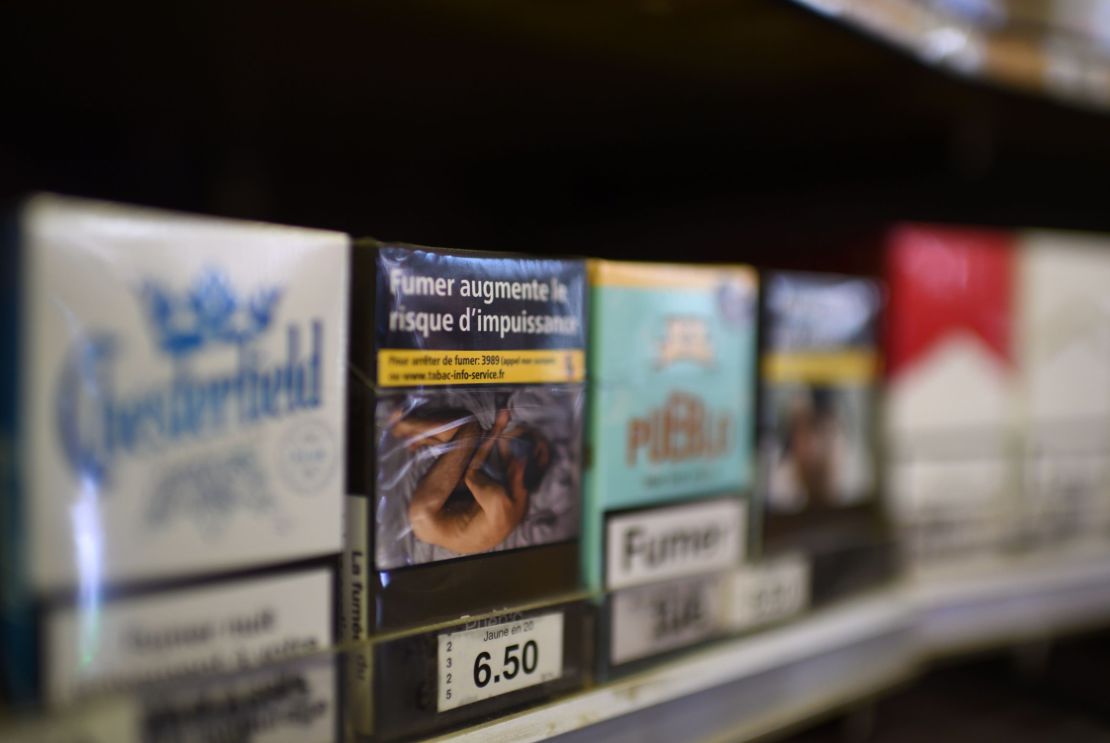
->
57, 269, 325, 487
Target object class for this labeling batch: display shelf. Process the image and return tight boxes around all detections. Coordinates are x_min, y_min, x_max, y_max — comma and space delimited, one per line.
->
910, 550, 1110, 657
430, 591, 915, 743
10, 554, 1110, 743
792, 0, 1110, 110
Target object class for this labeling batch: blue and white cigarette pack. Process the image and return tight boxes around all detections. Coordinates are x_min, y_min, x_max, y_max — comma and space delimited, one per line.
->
1, 195, 348, 705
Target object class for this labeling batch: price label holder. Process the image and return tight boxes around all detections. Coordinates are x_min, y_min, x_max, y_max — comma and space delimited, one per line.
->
437, 612, 564, 712
607, 572, 731, 669
727, 555, 811, 632
370, 600, 588, 741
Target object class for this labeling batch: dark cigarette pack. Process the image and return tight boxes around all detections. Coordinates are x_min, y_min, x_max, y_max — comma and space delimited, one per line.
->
344, 240, 588, 735
758, 271, 897, 605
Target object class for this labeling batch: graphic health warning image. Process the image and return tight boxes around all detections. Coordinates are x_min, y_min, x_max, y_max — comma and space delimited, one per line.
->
370, 246, 586, 569
375, 388, 582, 568
759, 272, 881, 514
761, 384, 873, 512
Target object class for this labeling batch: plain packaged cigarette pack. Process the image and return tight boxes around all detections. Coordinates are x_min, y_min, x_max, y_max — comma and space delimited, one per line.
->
345, 240, 587, 631
758, 271, 895, 606
344, 240, 588, 737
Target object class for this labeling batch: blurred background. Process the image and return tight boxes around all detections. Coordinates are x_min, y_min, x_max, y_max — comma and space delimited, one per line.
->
3, 0, 1110, 269
5, 1, 1110, 739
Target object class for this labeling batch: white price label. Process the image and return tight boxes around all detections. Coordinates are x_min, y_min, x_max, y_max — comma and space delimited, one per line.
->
610, 573, 728, 665
45, 568, 333, 704
437, 611, 564, 712
727, 555, 809, 631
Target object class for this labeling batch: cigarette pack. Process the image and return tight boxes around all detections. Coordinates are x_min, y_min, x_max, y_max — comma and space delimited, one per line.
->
585, 261, 757, 671
1016, 231, 1110, 552
758, 271, 895, 606
1, 196, 348, 706
345, 241, 587, 632
884, 225, 1021, 571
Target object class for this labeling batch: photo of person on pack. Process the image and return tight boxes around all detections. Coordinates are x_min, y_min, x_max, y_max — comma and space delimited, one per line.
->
375, 388, 581, 568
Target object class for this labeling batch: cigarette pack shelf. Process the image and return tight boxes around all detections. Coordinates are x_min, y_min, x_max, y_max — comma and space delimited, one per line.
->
433, 590, 914, 743
10, 551, 1110, 743
0, 588, 916, 743
425, 549, 1110, 743
911, 549, 1110, 657
790, 0, 1110, 110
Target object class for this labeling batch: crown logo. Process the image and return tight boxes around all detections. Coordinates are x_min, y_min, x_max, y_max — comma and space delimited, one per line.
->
138, 269, 283, 358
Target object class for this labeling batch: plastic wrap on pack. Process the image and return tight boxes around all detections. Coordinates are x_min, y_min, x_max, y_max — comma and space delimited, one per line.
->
374, 386, 582, 569
345, 240, 587, 635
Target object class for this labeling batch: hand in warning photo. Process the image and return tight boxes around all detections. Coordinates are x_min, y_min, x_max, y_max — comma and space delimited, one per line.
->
375, 388, 580, 569
401, 408, 550, 555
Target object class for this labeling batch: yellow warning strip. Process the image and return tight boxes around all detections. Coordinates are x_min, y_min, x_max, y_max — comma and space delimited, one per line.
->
377, 348, 585, 387
762, 350, 879, 384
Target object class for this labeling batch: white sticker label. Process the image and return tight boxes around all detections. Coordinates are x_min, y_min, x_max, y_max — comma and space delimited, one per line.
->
142, 651, 337, 743
606, 499, 745, 590
45, 568, 333, 705
727, 555, 810, 631
437, 611, 564, 712
610, 573, 729, 665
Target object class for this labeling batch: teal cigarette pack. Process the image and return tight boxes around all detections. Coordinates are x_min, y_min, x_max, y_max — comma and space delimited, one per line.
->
583, 261, 758, 595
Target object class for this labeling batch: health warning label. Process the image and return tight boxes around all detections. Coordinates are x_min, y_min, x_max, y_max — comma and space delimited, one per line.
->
377, 349, 585, 387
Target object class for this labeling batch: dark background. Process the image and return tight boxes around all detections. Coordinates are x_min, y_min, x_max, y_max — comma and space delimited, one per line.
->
3, 0, 1110, 275
789, 627, 1110, 742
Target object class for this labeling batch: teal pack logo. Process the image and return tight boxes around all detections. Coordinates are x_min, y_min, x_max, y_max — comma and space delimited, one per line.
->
628, 317, 732, 466
626, 392, 732, 466
590, 267, 754, 516
655, 316, 714, 369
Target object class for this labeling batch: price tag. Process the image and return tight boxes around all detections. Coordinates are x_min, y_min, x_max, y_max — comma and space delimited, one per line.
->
437, 611, 564, 712
727, 555, 810, 631
44, 568, 333, 704
610, 573, 728, 665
